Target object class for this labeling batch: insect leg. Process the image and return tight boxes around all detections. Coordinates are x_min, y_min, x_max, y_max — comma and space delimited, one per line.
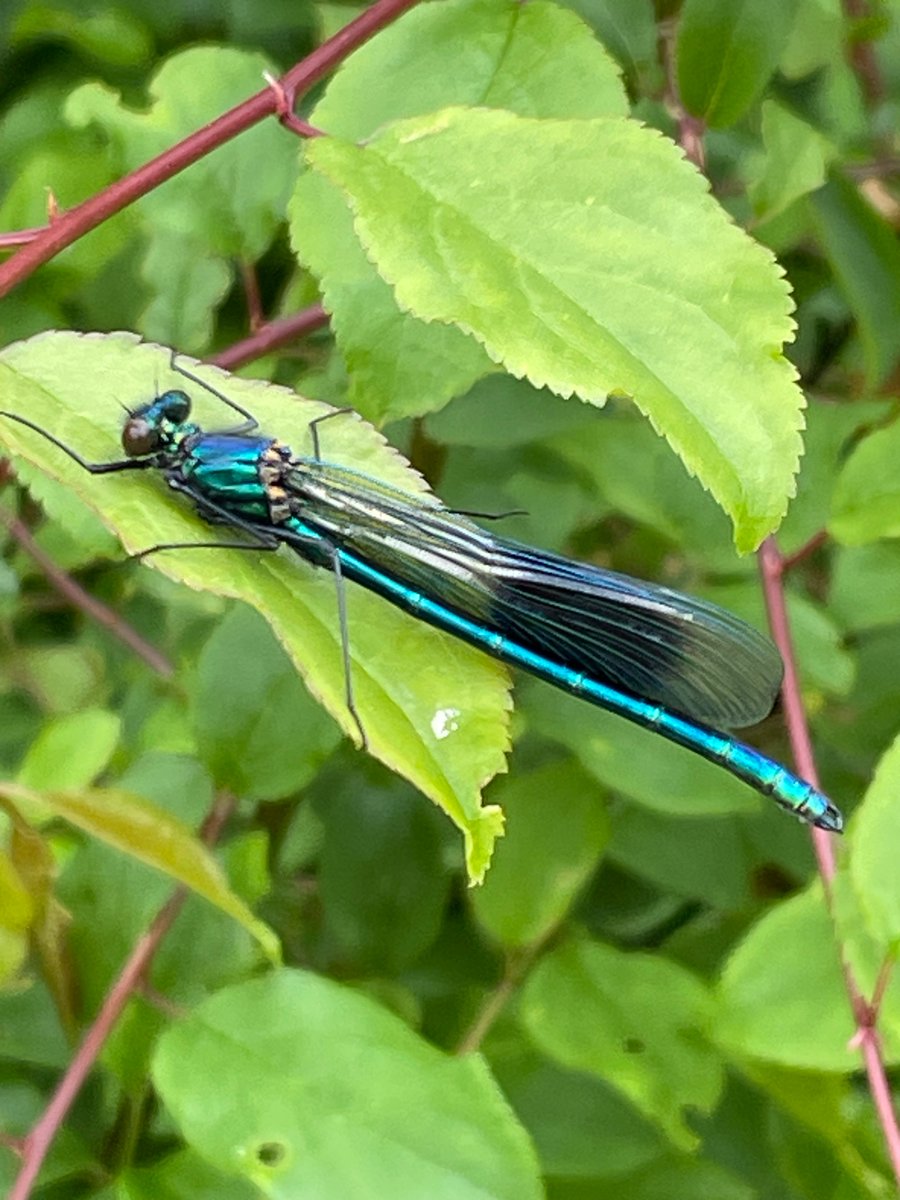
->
308, 408, 355, 461
167, 350, 259, 435
330, 546, 368, 750
0, 412, 157, 474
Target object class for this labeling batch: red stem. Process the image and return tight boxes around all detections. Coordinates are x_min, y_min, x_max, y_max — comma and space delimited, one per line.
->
0, 0, 423, 299
211, 303, 330, 370
1, 508, 174, 679
759, 537, 900, 1182
8, 793, 236, 1200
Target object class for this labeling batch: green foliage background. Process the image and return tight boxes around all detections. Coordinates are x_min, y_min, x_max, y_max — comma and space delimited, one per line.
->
1, 0, 900, 1196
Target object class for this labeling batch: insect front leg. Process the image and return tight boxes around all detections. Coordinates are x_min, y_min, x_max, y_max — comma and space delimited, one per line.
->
0, 412, 158, 474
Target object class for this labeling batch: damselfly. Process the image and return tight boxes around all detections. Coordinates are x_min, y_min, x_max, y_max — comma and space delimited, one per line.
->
0, 359, 843, 833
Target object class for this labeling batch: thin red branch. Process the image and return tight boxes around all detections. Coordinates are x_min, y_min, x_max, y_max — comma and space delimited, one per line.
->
8, 792, 236, 1200
0, 0, 423, 300
211, 303, 330, 370
842, 0, 886, 108
781, 529, 828, 572
0, 226, 46, 250
0, 507, 174, 679
759, 537, 900, 1183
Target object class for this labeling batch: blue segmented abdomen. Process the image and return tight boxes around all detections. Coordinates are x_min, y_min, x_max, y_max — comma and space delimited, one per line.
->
328, 543, 841, 833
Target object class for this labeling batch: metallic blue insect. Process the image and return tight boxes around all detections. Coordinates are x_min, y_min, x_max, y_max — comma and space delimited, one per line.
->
0, 362, 843, 833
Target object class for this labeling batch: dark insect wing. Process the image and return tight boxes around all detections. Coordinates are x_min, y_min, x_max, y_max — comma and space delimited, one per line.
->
287, 459, 783, 730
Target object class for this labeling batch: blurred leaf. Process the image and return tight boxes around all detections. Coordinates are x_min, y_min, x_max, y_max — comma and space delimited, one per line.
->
309, 106, 803, 551
3, 643, 107, 715
808, 174, 900, 389
748, 100, 834, 220
194, 605, 341, 801
65, 47, 298, 351
520, 937, 722, 1150
778, 398, 887, 556
716, 886, 860, 1069
0, 781, 279, 961
60, 833, 263, 1089
153, 970, 542, 1198
16, 708, 120, 790
490, 1046, 666, 1179
426, 375, 596, 449
607, 807, 753, 910
0, 849, 33, 934
550, 411, 740, 571
831, 543, 900, 631
559, 0, 658, 87
117, 1149, 260, 1200
317, 766, 452, 971
471, 760, 610, 948
11, 2, 154, 66
846, 732, 900, 955
830, 418, 900, 544
0, 332, 510, 882
677, 0, 796, 128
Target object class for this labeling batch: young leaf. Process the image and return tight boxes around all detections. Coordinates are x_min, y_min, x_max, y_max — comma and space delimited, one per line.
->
308, 107, 803, 551
0, 331, 509, 882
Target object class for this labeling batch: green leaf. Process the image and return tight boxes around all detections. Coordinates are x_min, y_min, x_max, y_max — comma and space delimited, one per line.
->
0, 781, 279, 962
152, 970, 542, 1199
748, 101, 834, 221
290, 170, 493, 425
607, 807, 753, 909
831, 543, 900, 632
117, 1149, 260, 1200
16, 708, 120, 791
470, 760, 610, 948
830, 419, 900, 544
520, 937, 723, 1150
59, 832, 263, 1090
490, 1047, 665, 1179
308, 107, 803, 551
559, 0, 658, 88
311, 0, 627, 137
293, 0, 627, 424
11, 3, 154, 67
193, 605, 341, 801
317, 766, 452, 971
549, 411, 740, 571
808, 174, 900, 389
846, 732, 900, 955
716, 887, 857, 1069
0, 331, 510, 882
676, 0, 796, 128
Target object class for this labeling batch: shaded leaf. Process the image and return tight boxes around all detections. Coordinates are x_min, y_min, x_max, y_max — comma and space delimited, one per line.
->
520, 937, 722, 1149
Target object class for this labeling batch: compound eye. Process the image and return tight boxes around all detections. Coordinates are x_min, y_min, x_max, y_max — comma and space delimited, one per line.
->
161, 390, 190, 422
122, 416, 159, 457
